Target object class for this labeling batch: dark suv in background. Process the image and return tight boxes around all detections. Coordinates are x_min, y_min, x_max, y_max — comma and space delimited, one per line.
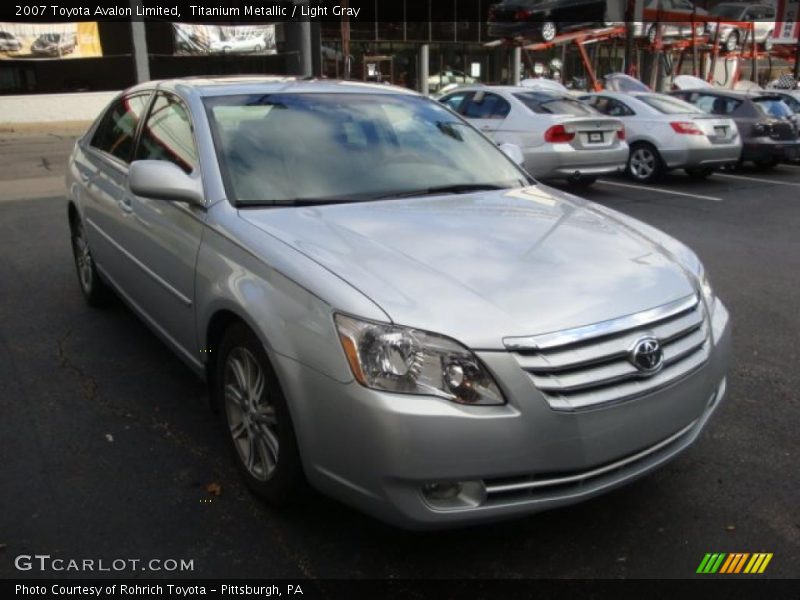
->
488, 0, 608, 41
671, 89, 800, 168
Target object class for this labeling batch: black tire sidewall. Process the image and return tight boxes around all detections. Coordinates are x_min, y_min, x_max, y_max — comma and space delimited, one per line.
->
70, 217, 110, 307
214, 323, 304, 505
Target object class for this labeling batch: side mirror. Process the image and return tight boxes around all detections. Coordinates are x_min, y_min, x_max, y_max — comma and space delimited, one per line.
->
129, 160, 204, 206
499, 143, 525, 166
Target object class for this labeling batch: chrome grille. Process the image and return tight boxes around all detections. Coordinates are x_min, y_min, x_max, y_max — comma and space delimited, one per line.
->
504, 294, 709, 411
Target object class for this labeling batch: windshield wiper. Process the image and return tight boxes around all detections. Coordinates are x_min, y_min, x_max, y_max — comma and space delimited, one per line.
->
374, 183, 511, 200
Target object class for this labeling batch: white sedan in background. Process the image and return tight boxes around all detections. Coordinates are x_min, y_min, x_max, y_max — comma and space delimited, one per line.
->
439, 86, 628, 187
580, 91, 742, 182
210, 36, 272, 54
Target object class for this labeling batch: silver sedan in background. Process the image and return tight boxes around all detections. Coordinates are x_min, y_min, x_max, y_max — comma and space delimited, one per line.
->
67, 78, 730, 529
581, 91, 742, 182
439, 86, 628, 187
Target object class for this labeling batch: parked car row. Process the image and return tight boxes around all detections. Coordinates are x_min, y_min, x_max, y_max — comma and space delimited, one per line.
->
440, 86, 628, 186
439, 82, 800, 185
486, 0, 777, 50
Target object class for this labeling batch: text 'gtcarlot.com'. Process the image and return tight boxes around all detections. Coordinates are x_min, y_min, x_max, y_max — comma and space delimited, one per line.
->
14, 554, 194, 573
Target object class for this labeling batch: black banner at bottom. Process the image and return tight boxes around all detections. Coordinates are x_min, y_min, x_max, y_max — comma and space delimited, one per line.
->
4, 579, 800, 600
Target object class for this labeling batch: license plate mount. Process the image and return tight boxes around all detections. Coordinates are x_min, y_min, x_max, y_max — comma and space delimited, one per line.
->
588, 132, 603, 143
714, 126, 726, 137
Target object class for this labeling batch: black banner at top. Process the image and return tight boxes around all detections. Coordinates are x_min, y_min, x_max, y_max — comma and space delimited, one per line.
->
3, 0, 625, 24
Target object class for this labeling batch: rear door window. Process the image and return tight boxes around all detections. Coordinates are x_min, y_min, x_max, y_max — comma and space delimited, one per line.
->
439, 91, 471, 114
462, 92, 511, 119
589, 96, 635, 117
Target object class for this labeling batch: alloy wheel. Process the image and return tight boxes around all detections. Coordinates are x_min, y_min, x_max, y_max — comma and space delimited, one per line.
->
224, 347, 279, 482
72, 223, 93, 293
630, 147, 656, 180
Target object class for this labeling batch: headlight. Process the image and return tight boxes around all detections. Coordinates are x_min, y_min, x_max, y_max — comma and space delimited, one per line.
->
699, 268, 716, 312
334, 314, 505, 406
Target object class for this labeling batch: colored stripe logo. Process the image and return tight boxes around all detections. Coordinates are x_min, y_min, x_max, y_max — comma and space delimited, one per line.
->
697, 553, 773, 574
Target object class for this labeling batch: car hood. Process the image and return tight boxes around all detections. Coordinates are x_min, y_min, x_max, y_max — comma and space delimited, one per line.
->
238, 186, 697, 349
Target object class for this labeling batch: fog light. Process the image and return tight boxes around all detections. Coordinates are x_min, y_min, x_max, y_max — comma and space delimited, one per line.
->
421, 480, 487, 510
423, 482, 463, 500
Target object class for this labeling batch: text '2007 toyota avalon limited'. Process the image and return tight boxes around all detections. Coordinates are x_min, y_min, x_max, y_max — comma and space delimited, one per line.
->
67, 77, 730, 529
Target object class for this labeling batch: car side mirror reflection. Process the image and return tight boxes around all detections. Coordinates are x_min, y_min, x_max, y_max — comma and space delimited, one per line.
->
499, 143, 525, 166
129, 160, 204, 206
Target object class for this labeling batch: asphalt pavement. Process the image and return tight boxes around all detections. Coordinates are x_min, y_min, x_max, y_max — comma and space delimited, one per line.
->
0, 132, 798, 579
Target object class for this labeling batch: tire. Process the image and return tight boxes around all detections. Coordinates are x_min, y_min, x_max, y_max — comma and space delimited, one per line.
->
69, 214, 111, 307
253, 44, 262, 53
215, 323, 304, 506
569, 175, 598, 187
724, 30, 739, 52
223, 46, 232, 54
540, 21, 557, 42
627, 143, 664, 183
685, 167, 714, 179
753, 157, 779, 170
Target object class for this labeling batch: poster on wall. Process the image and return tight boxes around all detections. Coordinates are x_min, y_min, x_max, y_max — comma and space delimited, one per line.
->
0, 22, 103, 59
173, 23, 277, 55
775, 0, 800, 43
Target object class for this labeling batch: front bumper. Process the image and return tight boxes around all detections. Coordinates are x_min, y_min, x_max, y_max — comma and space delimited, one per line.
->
525, 144, 629, 180
276, 301, 731, 530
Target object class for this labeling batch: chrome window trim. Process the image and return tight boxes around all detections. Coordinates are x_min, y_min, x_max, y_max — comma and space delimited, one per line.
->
503, 293, 699, 351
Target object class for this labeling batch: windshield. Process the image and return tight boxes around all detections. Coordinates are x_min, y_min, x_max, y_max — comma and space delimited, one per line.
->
514, 92, 597, 116
710, 5, 745, 18
754, 97, 794, 118
638, 94, 704, 114
204, 93, 528, 205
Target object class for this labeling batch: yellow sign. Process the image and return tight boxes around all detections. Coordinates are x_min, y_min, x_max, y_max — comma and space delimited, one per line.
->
0, 22, 103, 59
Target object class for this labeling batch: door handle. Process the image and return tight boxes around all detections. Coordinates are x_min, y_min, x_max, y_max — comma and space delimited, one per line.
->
120, 196, 133, 213
79, 172, 91, 184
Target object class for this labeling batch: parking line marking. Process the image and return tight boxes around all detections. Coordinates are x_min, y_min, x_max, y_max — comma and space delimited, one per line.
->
716, 173, 800, 186
596, 179, 723, 202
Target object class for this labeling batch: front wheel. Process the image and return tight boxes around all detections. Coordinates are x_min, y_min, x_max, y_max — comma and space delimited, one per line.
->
69, 215, 111, 307
627, 143, 664, 183
215, 323, 304, 506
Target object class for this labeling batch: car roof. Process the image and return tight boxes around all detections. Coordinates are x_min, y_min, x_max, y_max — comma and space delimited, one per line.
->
672, 88, 748, 98
447, 85, 569, 97
125, 76, 420, 98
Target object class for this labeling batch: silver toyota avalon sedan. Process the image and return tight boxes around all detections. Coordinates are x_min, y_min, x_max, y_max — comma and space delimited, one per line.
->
67, 77, 731, 529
